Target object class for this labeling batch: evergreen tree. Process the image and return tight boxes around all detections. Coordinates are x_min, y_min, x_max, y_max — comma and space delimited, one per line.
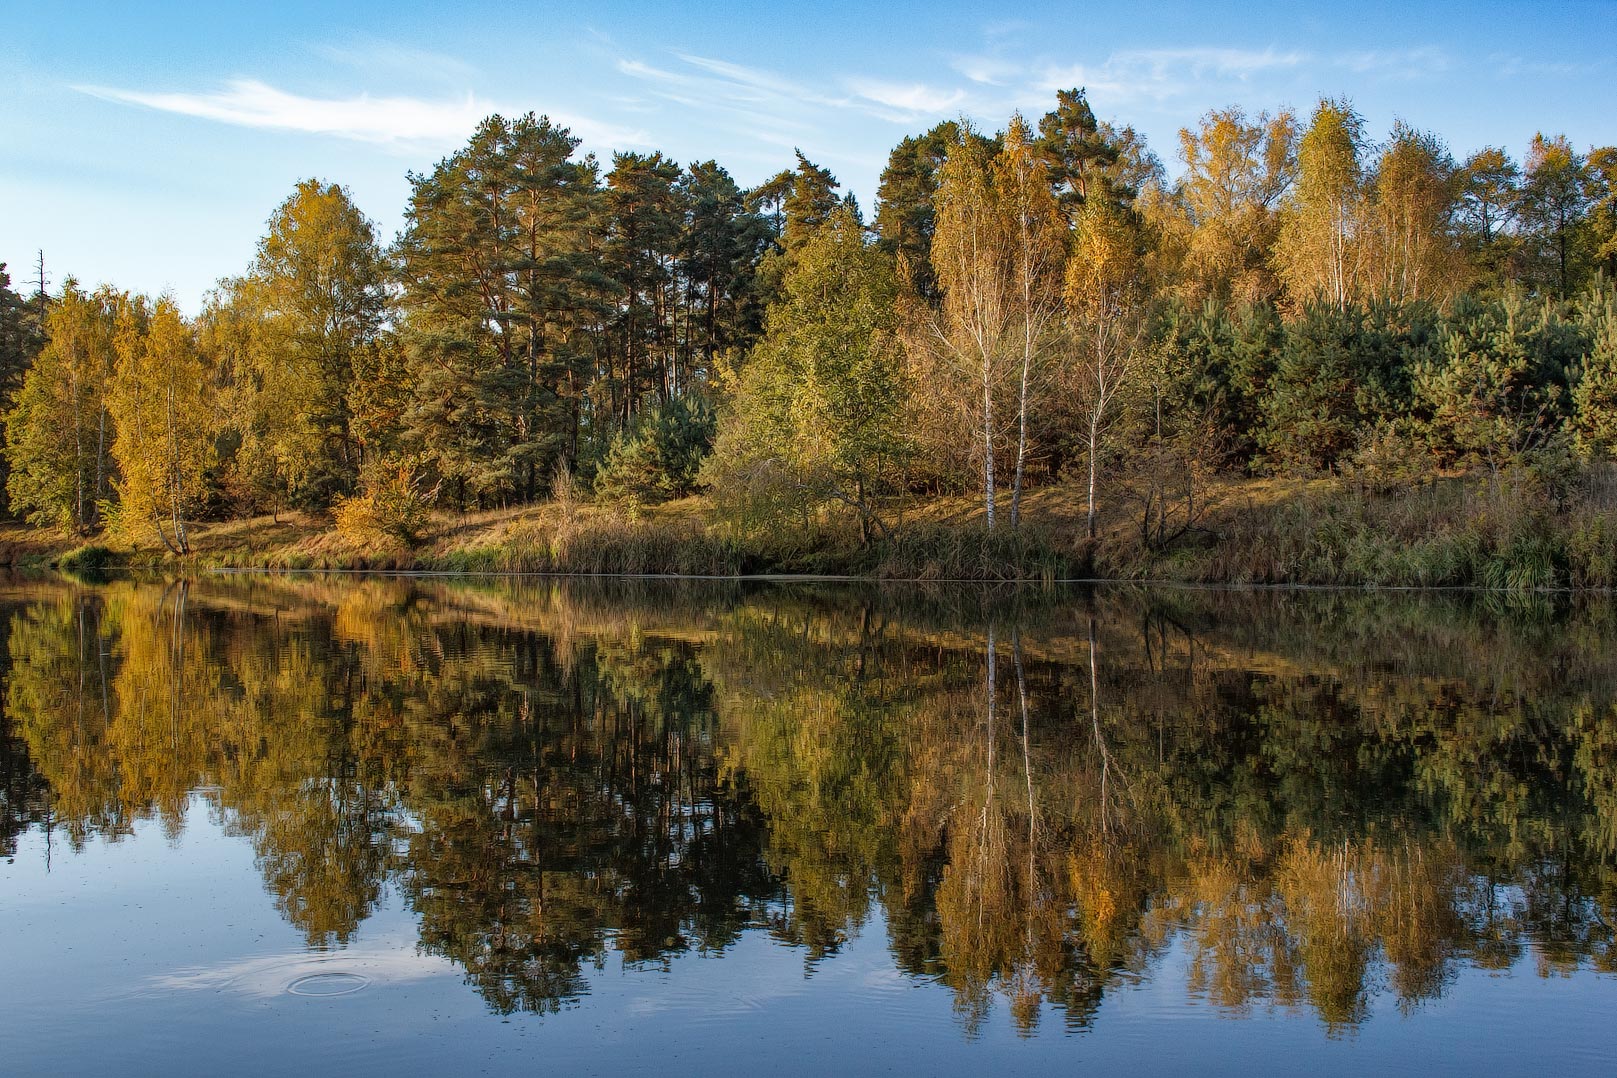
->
750, 151, 842, 305
1259, 301, 1425, 472
677, 160, 770, 376
604, 151, 684, 425
1571, 282, 1617, 457
876, 121, 995, 304
1413, 290, 1576, 467
1036, 88, 1121, 217
397, 113, 599, 506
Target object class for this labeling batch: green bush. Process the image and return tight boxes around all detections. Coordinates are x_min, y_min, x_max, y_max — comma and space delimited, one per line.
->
58, 543, 116, 573
594, 394, 715, 508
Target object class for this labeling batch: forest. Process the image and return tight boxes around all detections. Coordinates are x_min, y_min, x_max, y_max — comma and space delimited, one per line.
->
3, 88, 1617, 582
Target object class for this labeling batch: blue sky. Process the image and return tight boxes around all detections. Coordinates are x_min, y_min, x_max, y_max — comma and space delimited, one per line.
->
4, 0, 1614, 310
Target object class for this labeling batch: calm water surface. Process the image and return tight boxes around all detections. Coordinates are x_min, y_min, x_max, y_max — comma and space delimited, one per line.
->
2, 574, 1615, 1075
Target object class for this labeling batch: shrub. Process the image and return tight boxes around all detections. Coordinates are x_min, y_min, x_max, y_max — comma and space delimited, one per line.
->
58, 543, 116, 573
334, 464, 432, 547
594, 394, 715, 508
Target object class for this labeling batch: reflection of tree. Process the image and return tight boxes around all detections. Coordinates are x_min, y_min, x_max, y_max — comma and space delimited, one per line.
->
4, 577, 1617, 1029
0, 689, 49, 859
369, 628, 778, 1014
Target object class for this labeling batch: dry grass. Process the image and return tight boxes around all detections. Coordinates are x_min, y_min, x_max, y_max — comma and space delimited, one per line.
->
15, 466, 1617, 589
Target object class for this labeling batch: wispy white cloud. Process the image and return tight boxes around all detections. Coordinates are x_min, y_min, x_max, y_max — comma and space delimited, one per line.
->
677, 53, 823, 101
308, 39, 481, 84
620, 49, 977, 132
1038, 46, 1310, 105
1334, 46, 1451, 78
1491, 53, 1596, 80
948, 53, 1018, 87
75, 79, 647, 152
845, 78, 967, 119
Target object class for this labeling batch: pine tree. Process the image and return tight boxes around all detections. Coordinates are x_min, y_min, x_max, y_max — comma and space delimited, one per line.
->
1036, 88, 1121, 217
677, 160, 770, 377
397, 113, 598, 506
604, 152, 684, 424
1519, 134, 1592, 295
876, 121, 996, 304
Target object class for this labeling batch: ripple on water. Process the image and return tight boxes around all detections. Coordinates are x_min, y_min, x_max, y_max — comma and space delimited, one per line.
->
286, 972, 370, 997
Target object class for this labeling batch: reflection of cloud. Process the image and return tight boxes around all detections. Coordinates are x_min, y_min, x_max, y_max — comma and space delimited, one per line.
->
75, 79, 647, 152
149, 946, 454, 1000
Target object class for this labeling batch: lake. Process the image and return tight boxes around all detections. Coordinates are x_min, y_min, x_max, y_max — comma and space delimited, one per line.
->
2, 574, 1614, 1076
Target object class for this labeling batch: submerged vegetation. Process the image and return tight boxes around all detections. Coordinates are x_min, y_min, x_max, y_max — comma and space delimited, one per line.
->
3, 92, 1617, 583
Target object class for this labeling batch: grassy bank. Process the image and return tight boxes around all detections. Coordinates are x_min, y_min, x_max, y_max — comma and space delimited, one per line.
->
7, 469, 1617, 589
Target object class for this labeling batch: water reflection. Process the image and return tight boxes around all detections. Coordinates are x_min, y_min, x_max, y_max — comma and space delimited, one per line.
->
3, 575, 1615, 1032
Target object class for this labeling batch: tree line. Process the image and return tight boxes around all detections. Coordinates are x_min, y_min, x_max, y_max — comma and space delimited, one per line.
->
2, 91, 1615, 549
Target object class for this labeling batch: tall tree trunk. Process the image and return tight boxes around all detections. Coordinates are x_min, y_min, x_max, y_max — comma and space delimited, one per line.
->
983, 354, 996, 529
1012, 343, 1031, 529
1086, 413, 1100, 540
72, 371, 85, 534
93, 407, 107, 531
166, 381, 188, 554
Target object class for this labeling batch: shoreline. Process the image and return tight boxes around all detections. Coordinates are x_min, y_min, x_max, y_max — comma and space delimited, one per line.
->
12, 469, 1617, 593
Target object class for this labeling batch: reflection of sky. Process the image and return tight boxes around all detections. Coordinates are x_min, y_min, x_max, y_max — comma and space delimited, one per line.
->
4, 1, 1614, 313
3, 796, 1616, 1076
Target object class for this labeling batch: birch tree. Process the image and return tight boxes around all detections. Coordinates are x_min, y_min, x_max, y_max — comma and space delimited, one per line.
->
5, 282, 117, 532
212, 179, 389, 511
108, 297, 211, 553
930, 125, 1012, 527
1365, 124, 1463, 304
1275, 99, 1367, 309
993, 115, 1066, 528
1066, 198, 1149, 539
1176, 107, 1298, 304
